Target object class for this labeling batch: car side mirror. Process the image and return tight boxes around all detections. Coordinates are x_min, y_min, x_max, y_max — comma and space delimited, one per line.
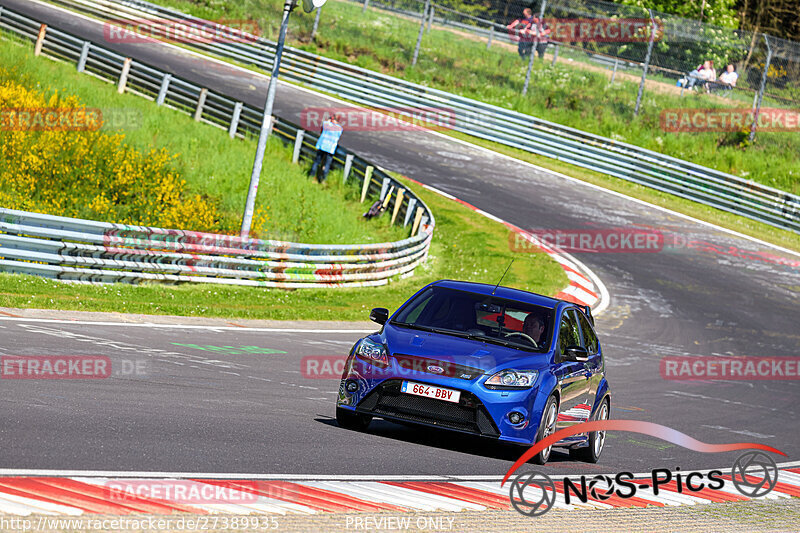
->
370, 307, 389, 325
563, 345, 589, 363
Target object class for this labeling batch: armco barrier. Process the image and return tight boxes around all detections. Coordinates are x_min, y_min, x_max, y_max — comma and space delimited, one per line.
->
0, 5, 434, 287
42, 0, 800, 235
0, 209, 431, 287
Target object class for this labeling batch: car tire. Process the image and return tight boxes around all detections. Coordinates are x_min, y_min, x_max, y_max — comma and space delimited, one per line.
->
531, 395, 559, 465
570, 398, 610, 463
336, 407, 372, 431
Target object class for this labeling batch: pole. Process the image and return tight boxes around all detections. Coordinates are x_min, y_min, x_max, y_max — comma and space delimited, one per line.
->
486, 23, 493, 49
311, 6, 321, 40
634, 9, 656, 117
362, 0, 369, 13
241, 0, 295, 238
412, 0, 429, 66
749, 34, 772, 143
523, 0, 547, 95
522, 40, 535, 95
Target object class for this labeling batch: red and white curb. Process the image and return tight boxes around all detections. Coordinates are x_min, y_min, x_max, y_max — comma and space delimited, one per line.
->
0, 468, 797, 516
401, 177, 609, 314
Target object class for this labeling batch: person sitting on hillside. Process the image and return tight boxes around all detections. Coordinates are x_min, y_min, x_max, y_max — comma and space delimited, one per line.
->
714, 63, 739, 93
686, 60, 716, 93
507, 8, 536, 59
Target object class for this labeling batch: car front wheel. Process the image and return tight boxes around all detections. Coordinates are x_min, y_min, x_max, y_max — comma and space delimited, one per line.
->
531, 395, 559, 465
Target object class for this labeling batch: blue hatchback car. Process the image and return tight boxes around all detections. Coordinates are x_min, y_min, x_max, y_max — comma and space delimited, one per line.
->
336, 280, 611, 464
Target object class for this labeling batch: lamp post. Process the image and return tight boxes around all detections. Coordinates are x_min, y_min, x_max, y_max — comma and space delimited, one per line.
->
240, 0, 326, 238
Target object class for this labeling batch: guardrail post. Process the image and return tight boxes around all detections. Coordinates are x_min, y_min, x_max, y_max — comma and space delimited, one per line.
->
34, 24, 47, 56
551, 44, 558, 67
610, 57, 619, 84
426, 5, 434, 33
117, 58, 132, 94
292, 130, 305, 163
380, 177, 391, 201
391, 189, 405, 225
77, 42, 91, 73
229, 102, 243, 138
634, 9, 656, 117
194, 88, 208, 121
156, 73, 172, 106
486, 24, 493, 49
411, 206, 424, 235
361, 166, 374, 202
342, 154, 354, 184
404, 198, 417, 227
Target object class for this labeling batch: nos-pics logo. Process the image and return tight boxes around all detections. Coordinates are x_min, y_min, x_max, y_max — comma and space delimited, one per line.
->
503, 420, 783, 517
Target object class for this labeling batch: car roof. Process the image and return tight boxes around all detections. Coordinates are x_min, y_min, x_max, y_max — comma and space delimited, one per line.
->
430, 279, 562, 308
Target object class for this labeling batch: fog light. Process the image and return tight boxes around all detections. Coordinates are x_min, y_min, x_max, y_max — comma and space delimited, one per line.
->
508, 411, 525, 425
345, 380, 359, 393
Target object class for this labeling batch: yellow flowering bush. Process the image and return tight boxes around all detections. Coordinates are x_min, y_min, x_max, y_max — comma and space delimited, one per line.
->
0, 69, 221, 232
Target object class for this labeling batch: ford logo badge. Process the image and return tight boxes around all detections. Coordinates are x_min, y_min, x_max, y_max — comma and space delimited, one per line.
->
427, 365, 445, 374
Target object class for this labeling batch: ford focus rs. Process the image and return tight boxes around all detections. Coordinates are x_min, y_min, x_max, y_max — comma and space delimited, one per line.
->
336, 280, 611, 464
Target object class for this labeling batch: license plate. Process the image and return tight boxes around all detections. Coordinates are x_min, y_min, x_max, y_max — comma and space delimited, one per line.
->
401, 381, 461, 403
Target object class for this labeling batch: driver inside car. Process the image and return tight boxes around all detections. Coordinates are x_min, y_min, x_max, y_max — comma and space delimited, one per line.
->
522, 313, 546, 345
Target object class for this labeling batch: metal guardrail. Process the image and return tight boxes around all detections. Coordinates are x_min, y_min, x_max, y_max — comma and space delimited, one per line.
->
46, 0, 800, 235
0, 5, 434, 287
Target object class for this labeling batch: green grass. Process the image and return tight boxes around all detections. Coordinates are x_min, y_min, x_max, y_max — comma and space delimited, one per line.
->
0, 35, 407, 244
139, 0, 799, 195
0, 174, 568, 320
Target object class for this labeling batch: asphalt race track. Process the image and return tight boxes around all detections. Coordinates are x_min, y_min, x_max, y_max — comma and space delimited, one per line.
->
1, 0, 799, 478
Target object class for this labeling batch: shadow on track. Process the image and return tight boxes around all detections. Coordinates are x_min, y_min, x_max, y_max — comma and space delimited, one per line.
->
315, 417, 574, 464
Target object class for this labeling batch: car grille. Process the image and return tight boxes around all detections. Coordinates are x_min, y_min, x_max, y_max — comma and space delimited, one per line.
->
356, 380, 499, 437
391, 353, 484, 380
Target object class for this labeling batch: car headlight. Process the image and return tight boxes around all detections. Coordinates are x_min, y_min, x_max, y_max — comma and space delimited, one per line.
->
485, 369, 538, 389
355, 338, 389, 367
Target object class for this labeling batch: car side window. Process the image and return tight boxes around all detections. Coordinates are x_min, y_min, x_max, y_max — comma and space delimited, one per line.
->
558, 310, 581, 355
576, 311, 599, 354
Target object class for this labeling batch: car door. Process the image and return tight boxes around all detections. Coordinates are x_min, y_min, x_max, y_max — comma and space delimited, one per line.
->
576, 309, 603, 408
554, 309, 592, 430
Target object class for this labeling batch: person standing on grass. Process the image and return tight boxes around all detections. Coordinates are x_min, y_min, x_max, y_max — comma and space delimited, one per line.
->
508, 8, 536, 59
309, 113, 343, 183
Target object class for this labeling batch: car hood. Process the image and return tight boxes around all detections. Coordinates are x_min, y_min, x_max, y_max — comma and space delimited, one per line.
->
384, 324, 548, 374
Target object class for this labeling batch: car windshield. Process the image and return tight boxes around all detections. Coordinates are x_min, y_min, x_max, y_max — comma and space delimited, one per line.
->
391, 286, 554, 351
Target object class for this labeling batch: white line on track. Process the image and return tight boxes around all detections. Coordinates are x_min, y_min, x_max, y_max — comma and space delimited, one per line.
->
2, 461, 798, 480
0, 316, 373, 332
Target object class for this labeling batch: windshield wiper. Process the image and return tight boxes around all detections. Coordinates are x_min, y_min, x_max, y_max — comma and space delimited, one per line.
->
391, 322, 479, 340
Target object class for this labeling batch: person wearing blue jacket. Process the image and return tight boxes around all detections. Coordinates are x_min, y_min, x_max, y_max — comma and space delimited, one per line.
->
309, 113, 343, 183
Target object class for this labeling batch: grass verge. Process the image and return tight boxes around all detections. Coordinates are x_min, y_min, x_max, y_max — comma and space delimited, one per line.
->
0, 174, 568, 320
0, 33, 406, 244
